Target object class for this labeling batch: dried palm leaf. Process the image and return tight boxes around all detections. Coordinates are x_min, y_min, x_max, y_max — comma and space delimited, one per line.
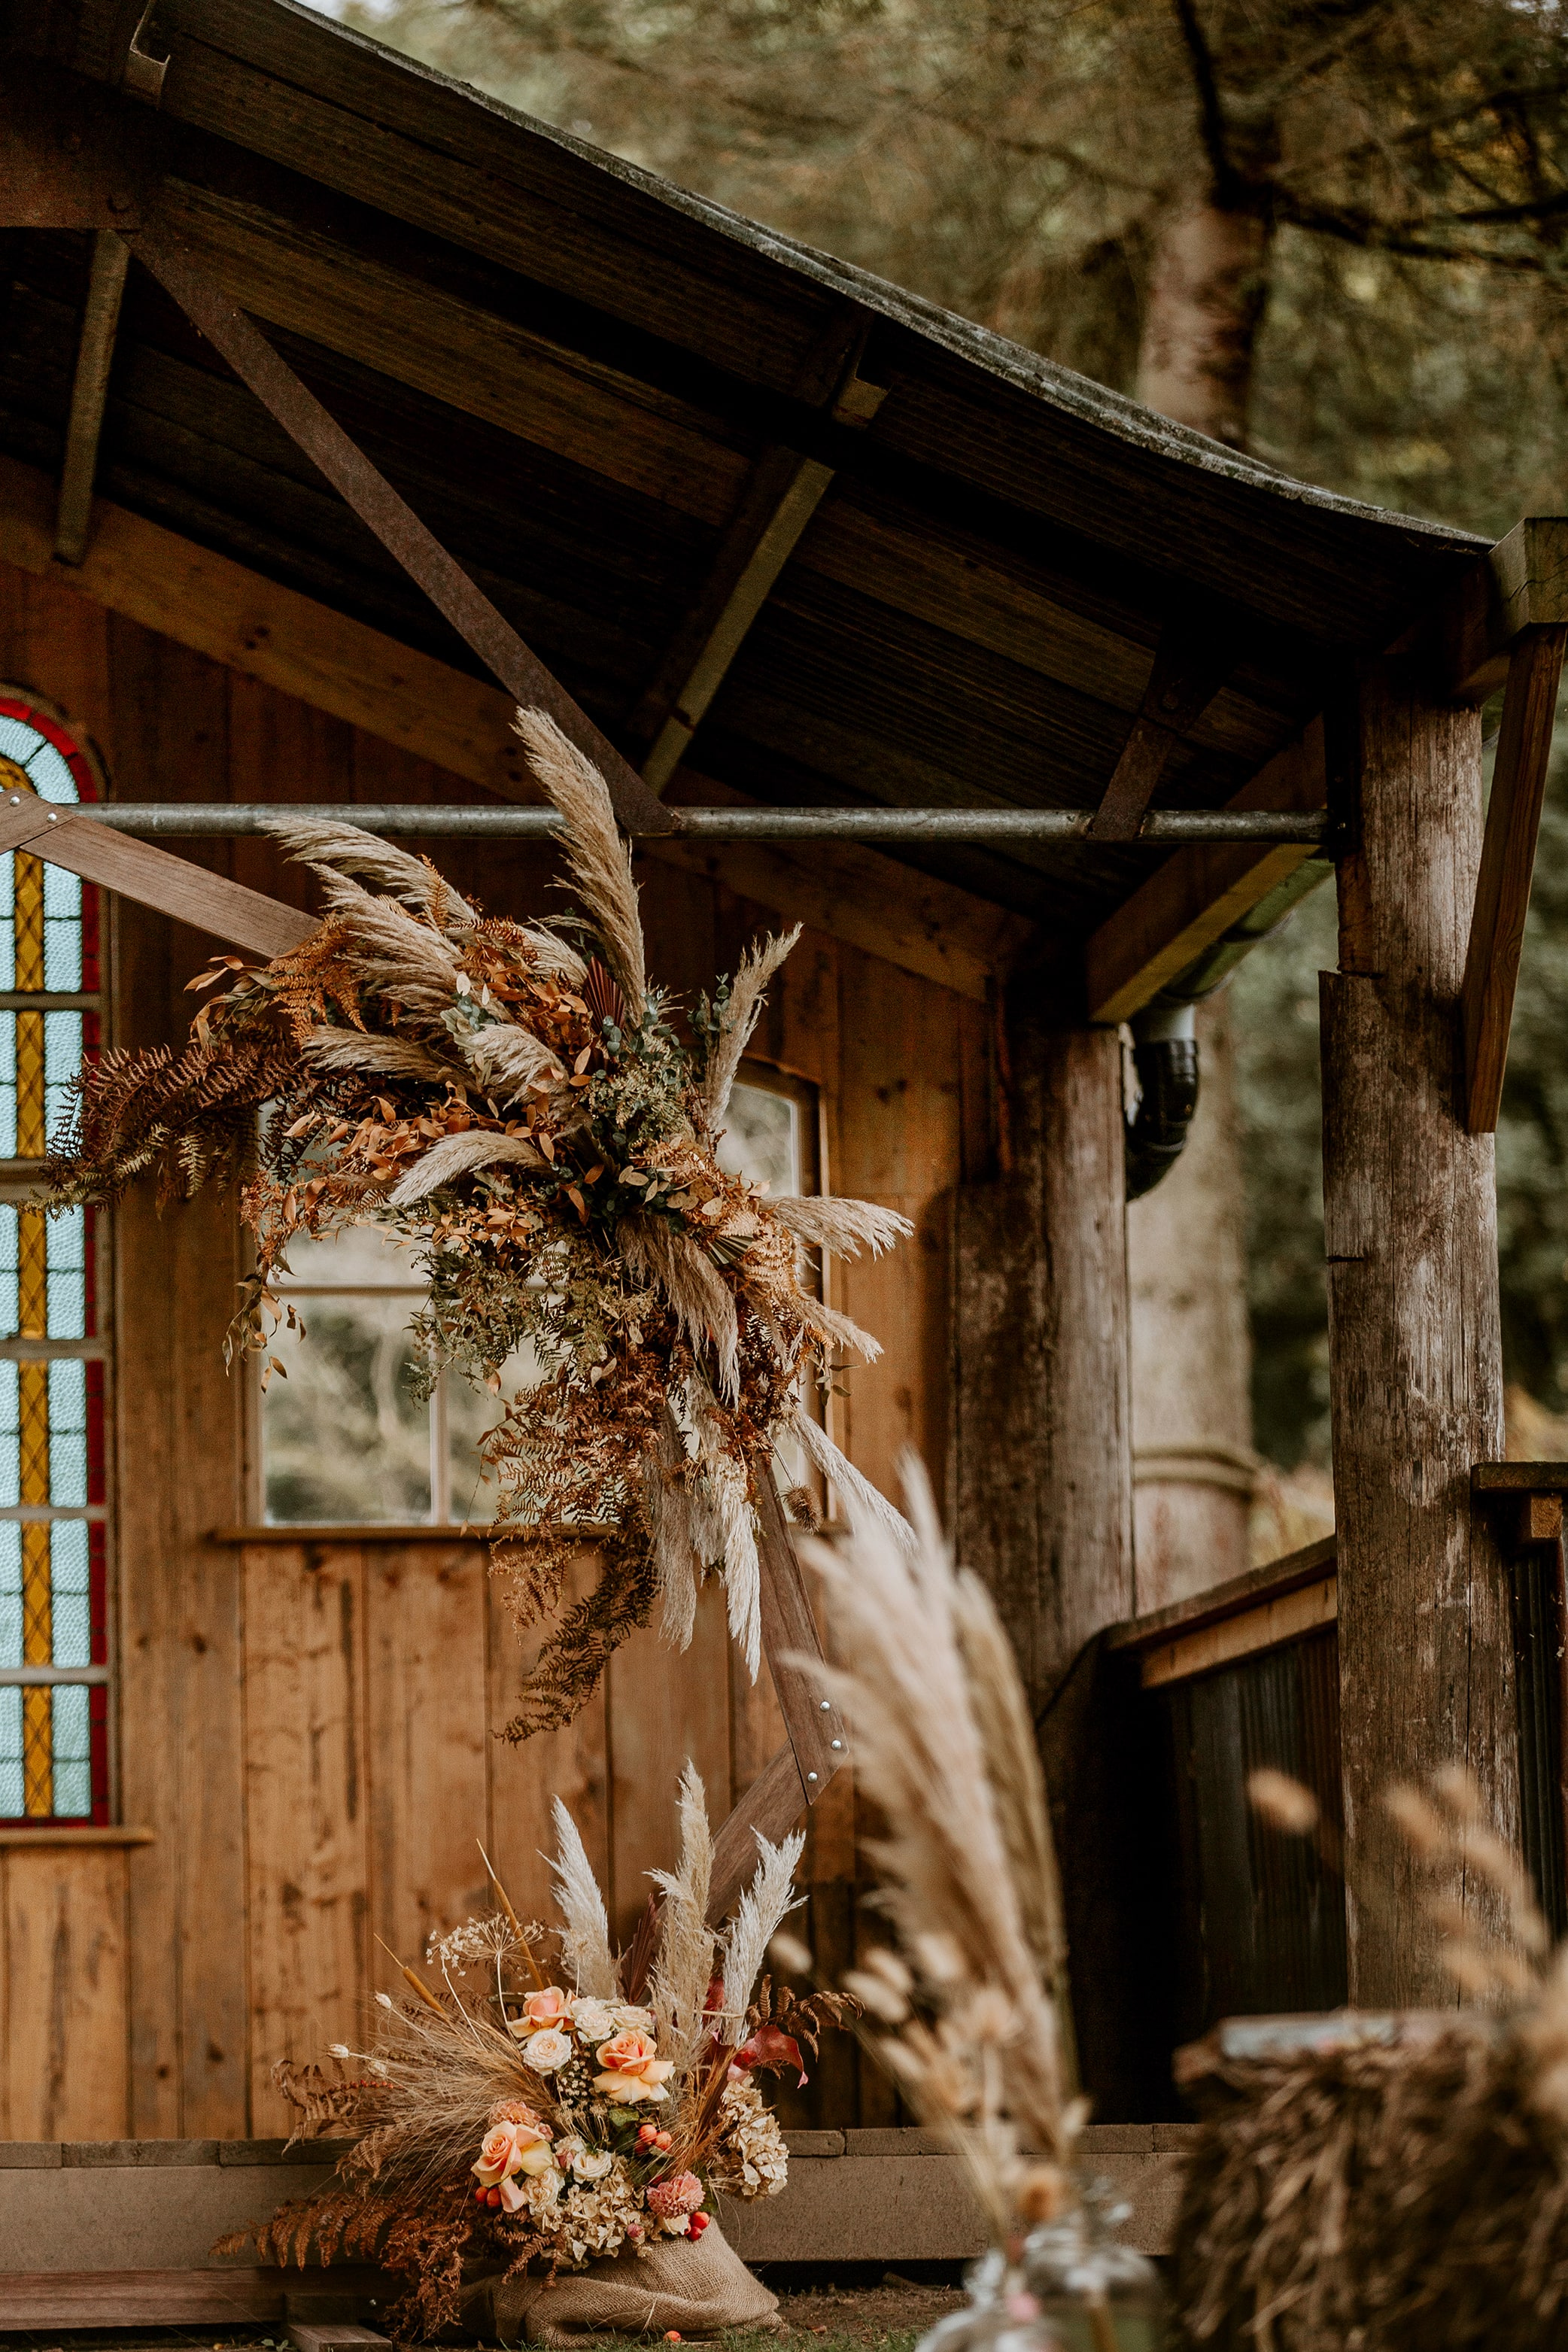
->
513, 710, 646, 1022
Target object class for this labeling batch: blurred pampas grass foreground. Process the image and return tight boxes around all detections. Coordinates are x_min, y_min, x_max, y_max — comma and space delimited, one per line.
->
795, 1451, 1084, 2241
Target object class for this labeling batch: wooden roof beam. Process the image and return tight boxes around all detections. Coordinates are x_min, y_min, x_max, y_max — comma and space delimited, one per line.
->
1439, 515, 1568, 703
53, 229, 129, 567
1086, 622, 1230, 842
636, 362, 888, 793
1082, 719, 1326, 1023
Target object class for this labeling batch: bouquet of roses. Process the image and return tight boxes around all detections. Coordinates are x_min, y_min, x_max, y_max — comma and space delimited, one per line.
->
229, 1764, 853, 2336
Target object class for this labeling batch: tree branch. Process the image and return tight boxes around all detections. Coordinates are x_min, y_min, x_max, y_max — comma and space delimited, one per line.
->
1169, 0, 1239, 206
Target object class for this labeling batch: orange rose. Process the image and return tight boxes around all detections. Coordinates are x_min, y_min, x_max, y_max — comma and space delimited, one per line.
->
473, 2116, 555, 2189
593, 2028, 676, 2104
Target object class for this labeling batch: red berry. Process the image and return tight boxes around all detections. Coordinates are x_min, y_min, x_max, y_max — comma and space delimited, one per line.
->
690, 2214, 708, 2237
475, 2186, 488, 2205
487, 2186, 503, 2208
653, 2131, 673, 2150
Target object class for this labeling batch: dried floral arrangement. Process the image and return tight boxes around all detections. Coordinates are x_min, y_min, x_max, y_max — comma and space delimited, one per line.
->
1171, 1767, 1568, 2351
226, 1767, 854, 2338
792, 1452, 1082, 2241
45, 708, 913, 1734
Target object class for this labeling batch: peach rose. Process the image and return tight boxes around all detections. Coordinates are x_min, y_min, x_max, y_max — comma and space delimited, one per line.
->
593, 2028, 676, 2104
521, 1985, 572, 2030
473, 2115, 556, 2194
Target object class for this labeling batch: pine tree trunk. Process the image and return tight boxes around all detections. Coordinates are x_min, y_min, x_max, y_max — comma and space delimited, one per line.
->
1126, 194, 1272, 1603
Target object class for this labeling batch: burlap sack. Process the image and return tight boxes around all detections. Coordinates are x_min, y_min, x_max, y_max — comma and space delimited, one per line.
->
473, 2219, 780, 2346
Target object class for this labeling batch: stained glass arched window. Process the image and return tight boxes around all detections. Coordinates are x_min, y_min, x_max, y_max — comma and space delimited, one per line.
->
0, 691, 108, 1824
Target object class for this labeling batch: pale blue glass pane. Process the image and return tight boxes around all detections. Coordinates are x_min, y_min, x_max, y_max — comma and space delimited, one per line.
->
51, 1518, 90, 1669
24, 740, 78, 805
0, 719, 38, 764
47, 1359, 87, 1505
0, 1013, 15, 1158
0, 1361, 19, 1506
0, 1524, 20, 1668
0, 855, 14, 992
43, 865, 82, 992
46, 1205, 85, 1339
44, 1011, 81, 1147
0, 1687, 20, 1817
52, 1685, 90, 1816
0, 1206, 17, 1338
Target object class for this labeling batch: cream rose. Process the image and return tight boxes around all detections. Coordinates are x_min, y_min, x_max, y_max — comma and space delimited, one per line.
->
593, 2028, 676, 2104
569, 1995, 619, 2043
574, 2147, 614, 2180
612, 2004, 657, 2033
521, 2027, 573, 2073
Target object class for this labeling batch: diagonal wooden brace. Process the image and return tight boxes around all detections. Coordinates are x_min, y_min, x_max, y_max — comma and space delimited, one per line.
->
124, 226, 679, 841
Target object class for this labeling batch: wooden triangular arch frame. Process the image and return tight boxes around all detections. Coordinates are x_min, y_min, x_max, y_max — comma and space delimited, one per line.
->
0, 792, 849, 1919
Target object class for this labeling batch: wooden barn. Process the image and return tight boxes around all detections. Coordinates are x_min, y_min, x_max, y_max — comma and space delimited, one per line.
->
1, 0, 1566, 2256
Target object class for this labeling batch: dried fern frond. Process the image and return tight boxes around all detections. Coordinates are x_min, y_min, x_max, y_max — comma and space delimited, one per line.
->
513, 709, 647, 1022
701, 926, 801, 1124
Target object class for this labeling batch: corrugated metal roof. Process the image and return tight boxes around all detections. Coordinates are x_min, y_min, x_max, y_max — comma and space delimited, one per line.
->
3, 0, 1489, 934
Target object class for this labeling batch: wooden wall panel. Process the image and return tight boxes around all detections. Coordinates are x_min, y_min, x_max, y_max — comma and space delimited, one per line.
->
0, 564, 986, 2133
2, 1847, 129, 2139
365, 1543, 492, 1975
242, 1543, 371, 2137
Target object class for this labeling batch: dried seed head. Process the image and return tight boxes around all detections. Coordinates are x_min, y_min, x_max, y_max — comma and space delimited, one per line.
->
1247, 1769, 1320, 1836
769, 1931, 813, 1977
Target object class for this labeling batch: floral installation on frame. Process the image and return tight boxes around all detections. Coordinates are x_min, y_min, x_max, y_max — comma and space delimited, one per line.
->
222, 1767, 855, 2338
45, 707, 913, 1733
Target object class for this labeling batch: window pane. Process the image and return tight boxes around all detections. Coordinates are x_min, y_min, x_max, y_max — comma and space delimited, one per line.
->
50, 1519, 90, 1666
718, 1080, 800, 1197
0, 1687, 20, 1818
47, 1359, 87, 1504
50, 1684, 90, 1817
446, 1345, 543, 1524
0, 1523, 19, 1667
263, 1293, 432, 1523
46, 1204, 87, 1338
272, 1223, 427, 1290
43, 865, 82, 990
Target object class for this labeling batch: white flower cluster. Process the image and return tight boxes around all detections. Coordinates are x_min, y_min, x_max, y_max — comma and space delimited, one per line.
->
706, 2078, 789, 2199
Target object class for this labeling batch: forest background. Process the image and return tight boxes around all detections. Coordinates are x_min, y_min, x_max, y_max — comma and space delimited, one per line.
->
302, 0, 1568, 1506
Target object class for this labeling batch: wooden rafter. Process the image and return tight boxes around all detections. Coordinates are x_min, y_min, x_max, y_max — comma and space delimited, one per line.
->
635, 365, 888, 794
54, 229, 129, 567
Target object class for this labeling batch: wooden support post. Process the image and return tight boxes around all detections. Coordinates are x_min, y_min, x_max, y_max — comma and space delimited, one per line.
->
1322, 659, 1517, 2006
951, 1004, 1138, 2100
54, 229, 129, 566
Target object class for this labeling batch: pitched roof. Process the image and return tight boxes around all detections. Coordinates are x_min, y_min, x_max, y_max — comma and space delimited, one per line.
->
4, 0, 1487, 937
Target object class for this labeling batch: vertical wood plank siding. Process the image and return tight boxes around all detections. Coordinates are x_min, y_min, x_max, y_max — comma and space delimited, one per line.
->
0, 555, 986, 2137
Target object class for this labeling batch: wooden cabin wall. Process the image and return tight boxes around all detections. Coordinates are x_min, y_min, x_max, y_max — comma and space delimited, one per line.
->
0, 558, 992, 2138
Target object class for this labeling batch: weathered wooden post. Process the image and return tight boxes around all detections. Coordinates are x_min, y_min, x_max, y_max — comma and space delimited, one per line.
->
951, 993, 1138, 2092
1321, 658, 1514, 2004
